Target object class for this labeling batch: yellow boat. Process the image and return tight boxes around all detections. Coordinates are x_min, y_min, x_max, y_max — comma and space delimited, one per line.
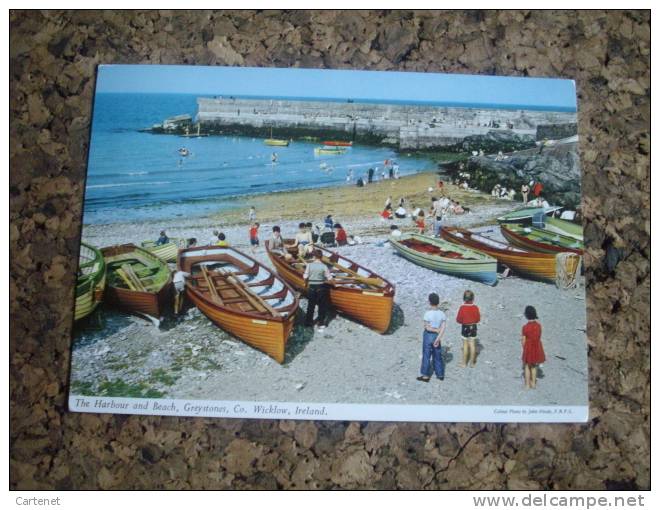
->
264, 139, 289, 147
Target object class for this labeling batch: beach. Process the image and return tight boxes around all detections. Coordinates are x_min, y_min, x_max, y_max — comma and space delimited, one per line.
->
72, 172, 589, 407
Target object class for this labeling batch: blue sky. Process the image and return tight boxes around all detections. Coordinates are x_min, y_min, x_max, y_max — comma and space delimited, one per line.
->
96, 65, 577, 111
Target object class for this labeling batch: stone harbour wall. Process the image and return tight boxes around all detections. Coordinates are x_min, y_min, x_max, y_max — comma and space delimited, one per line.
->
196, 97, 576, 149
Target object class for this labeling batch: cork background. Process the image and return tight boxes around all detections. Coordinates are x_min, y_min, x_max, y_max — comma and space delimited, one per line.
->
9, 10, 650, 489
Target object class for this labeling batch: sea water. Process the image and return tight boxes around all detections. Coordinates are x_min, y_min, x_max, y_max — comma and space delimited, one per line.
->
84, 93, 435, 225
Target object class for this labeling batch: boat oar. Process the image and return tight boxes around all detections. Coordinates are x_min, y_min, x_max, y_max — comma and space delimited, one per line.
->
320, 255, 385, 288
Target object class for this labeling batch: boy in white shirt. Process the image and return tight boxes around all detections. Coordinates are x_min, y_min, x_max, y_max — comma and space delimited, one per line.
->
417, 293, 447, 382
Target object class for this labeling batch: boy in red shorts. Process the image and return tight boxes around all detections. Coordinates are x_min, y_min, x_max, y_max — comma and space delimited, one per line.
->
456, 290, 481, 367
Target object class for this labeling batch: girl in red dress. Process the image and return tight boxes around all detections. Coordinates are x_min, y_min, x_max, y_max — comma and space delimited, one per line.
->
521, 305, 545, 389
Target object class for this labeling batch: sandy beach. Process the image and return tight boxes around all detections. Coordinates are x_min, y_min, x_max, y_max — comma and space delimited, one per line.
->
72, 172, 588, 407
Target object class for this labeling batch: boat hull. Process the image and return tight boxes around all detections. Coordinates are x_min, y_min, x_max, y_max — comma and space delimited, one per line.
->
75, 242, 107, 321
441, 227, 562, 283
186, 288, 295, 363
323, 141, 353, 146
501, 225, 583, 255
497, 206, 562, 224
179, 246, 299, 363
264, 139, 289, 146
142, 241, 181, 263
390, 234, 498, 286
266, 244, 394, 333
101, 244, 173, 317
74, 273, 106, 321
545, 216, 584, 240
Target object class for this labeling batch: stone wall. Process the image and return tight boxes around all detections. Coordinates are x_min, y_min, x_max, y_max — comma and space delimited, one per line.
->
536, 123, 578, 141
196, 97, 577, 150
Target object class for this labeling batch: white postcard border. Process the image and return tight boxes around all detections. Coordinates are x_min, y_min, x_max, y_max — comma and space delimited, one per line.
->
69, 395, 588, 423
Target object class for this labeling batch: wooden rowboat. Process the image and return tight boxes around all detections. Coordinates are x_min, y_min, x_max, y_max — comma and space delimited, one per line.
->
389, 233, 498, 286
501, 225, 583, 255
265, 241, 395, 333
75, 242, 106, 321
314, 147, 347, 156
323, 141, 353, 147
544, 216, 584, 241
497, 206, 562, 224
178, 246, 299, 363
441, 227, 580, 283
101, 244, 173, 317
141, 238, 186, 262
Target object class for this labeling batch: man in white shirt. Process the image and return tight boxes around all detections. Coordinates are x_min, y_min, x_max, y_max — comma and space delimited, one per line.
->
173, 269, 191, 314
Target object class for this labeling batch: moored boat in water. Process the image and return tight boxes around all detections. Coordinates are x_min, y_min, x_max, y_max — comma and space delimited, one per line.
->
441, 227, 580, 283
322, 141, 353, 147
389, 233, 498, 286
314, 147, 347, 156
264, 138, 289, 146
178, 246, 299, 363
265, 241, 395, 333
101, 244, 173, 317
75, 242, 107, 321
501, 225, 583, 255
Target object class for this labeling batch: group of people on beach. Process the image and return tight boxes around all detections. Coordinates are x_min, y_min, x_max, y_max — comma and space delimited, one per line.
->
354, 159, 401, 187
418, 290, 546, 389
381, 193, 469, 236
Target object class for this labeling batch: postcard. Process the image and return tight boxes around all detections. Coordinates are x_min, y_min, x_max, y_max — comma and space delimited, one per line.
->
68, 65, 588, 422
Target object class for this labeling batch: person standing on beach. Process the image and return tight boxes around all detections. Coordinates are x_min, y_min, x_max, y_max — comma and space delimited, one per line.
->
456, 290, 481, 368
303, 249, 332, 331
417, 293, 446, 382
346, 169, 353, 183
521, 183, 529, 204
368, 167, 375, 183
172, 269, 191, 315
430, 197, 443, 237
269, 226, 284, 253
521, 305, 546, 389
248, 206, 256, 222
249, 222, 260, 253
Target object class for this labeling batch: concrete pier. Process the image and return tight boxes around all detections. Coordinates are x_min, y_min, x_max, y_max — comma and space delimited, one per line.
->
195, 97, 577, 150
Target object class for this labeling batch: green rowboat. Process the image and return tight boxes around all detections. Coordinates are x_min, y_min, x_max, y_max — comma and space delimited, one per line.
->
141, 238, 185, 262
390, 233, 498, 286
501, 224, 583, 255
545, 216, 583, 241
497, 206, 562, 224
75, 242, 106, 321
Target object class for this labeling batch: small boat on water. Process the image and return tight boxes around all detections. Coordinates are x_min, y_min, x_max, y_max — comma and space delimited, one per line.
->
497, 206, 562, 224
323, 141, 353, 147
101, 244, 173, 317
178, 246, 299, 363
178, 147, 190, 157
389, 233, 498, 286
264, 127, 290, 146
441, 227, 580, 283
264, 138, 289, 147
75, 242, 106, 321
141, 238, 186, 263
501, 225, 583, 255
314, 147, 347, 156
265, 241, 395, 333
544, 216, 583, 241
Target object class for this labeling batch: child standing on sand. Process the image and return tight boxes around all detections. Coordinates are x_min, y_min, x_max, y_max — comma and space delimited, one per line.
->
456, 290, 481, 367
249, 222, 260, 253
521, 305, 545, 389
417, 293, 446, 382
